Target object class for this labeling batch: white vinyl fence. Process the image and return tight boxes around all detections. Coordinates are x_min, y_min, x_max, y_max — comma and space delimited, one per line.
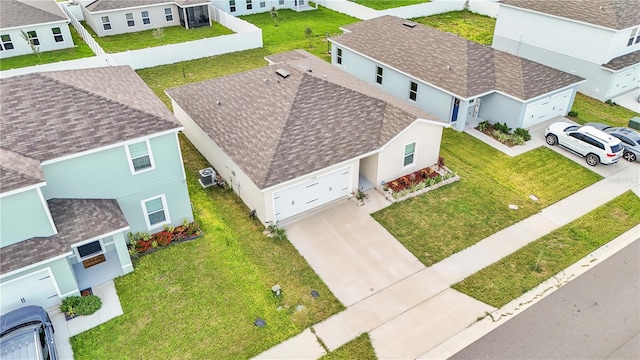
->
316, 0, 499, 20
60, 3, 108, 57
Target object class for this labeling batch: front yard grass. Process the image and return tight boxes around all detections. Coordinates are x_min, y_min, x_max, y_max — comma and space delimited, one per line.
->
321, 333, 377, 359
82, 22, 234, 53
0, 25, 94, 71
453, 191, 640, 308
411, 9, 496, 45
569, 93, 640, 127
70, 135, 344, 359
349, 0, 430, 10
372, 129, 602, 266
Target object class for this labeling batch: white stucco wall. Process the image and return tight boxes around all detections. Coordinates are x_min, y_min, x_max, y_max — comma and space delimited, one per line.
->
82, 4, 181, 37
210, 0, 309, 16
0, 21, 74, 59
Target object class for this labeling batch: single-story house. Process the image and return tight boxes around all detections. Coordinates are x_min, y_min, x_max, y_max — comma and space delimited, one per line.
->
493, 0, 640, 102
166, 50, 448, 225
80, 0, 214, 37
0, 0, 75, 59
209, 0, 316, 16
330, 15, 585, 132
0, 66, 193, 314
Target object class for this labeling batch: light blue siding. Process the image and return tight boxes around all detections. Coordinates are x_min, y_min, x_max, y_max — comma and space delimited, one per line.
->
0, 189, 55, 247
1, 256, 80, 299
478, 93, 525, 130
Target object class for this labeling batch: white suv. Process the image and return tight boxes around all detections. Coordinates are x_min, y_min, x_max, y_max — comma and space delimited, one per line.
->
544, 122, 623, 166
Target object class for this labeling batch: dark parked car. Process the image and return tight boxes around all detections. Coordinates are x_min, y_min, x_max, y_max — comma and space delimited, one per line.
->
604, 127, 640, 162
0, 306, 57, 360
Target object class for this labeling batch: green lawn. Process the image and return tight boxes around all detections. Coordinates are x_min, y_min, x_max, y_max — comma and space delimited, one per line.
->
0, 25, 94, 71
453, 191, 640, 308
412, 9, 496, 45
372, 130, 602, 266
350, 0, 430, 10
82, 22, 234, 53
321, 333, 377, 359
70, 135, 344, 359
569, 93, 640, 127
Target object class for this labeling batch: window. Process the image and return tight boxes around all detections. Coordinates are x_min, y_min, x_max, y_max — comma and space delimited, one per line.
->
101, 16, 111, 30
75, 240, 104, 260
279, 0, 284, 4
247, 0, 252, 10
26, 31, 39, 46
229, 0, 236, 12
376, 66, 383, 85
260, 0, 266, 7
141, 11, 150, 25
0, 34, 14, 51
165, 8, 174, 21
126, 13, 135, 27
126, 140, 155, 173
336, 48, 342, 65
51, 27, 64, 42
409, 81, 418, 101
142, 195, 170, 229
628, 28, 640, 46
403, 142, 416, 167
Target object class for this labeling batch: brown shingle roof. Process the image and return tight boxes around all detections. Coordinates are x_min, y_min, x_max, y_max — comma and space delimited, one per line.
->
602, 50, 640, 70
0, 148, 44, 193
0, 198, 128, 275
85, 0, 209, 12
0, 0, 68, 29
332, 16, 583, 100
167, 50, 443, 189
500, 0, 640, 30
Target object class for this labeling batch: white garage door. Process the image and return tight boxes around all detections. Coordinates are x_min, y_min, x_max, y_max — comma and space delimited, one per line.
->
523, 89, 572, 128
609, 66, 640, 98
273, 167, 351, 222
0, 269, 59, 315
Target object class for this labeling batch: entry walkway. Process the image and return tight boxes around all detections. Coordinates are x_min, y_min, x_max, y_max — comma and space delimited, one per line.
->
254, 163, 639, 359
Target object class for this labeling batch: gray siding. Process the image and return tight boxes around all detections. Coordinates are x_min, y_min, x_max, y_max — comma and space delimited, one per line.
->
0, 189, 55, 247
478, 92, 525, 130
1, 256, 80, 299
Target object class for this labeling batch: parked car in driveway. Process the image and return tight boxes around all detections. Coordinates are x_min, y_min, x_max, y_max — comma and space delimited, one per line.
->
603, 127, 640, 162
0, 306, 58, 360
544, 122, 623, 166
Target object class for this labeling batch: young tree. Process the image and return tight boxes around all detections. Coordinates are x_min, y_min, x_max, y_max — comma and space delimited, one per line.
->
304, 25, 313, 48
152, 28, 165, 45
270, 7, 279, 27
20, 30, 41, 61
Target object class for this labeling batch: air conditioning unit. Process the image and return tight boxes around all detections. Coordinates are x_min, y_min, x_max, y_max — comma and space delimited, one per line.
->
198, 167, 216, 188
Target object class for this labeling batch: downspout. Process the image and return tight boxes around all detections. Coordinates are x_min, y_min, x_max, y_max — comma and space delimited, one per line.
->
183, 7, 188, 29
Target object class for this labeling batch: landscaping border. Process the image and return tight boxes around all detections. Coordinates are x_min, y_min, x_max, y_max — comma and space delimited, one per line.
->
376, 166, 460, 203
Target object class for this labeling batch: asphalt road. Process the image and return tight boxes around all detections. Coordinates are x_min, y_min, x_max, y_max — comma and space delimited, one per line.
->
451, 239, 640, 360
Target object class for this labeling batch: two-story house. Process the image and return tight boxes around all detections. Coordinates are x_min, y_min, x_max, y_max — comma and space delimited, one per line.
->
0, 66, 194, 315
493, 0, 640, 102
0, 0, 75, 59
330, 16, 584, 132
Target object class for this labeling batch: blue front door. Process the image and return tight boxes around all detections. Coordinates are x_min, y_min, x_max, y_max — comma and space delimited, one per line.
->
451, 98, 460, 122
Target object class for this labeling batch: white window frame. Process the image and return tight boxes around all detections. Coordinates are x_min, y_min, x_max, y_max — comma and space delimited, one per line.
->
52, 27, 64, 42
229, 0, 236, 12
0, 34, 14, 51
164, 8, 174, 21
403, 142, 417, 168
628, 28, 639, 46
125, 139, 155, 175
101, 16, 112, 31
247, 0, 253, 10
376, 66, 383, 85
141, 11, 151, 25
260, 0, 266, 7
141, 195, 170, 230
126, 13, 135, 27
73, 238, 105, 262
279, 0, 284, 4
336, 48, 342, 65
26, 30, 39, 46
409, 81, 418, 101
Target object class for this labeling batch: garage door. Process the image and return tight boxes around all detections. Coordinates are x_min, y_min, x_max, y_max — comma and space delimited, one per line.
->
273, 167, 351, 222
523, 89, 572, 128
0, 269, 59, 315
609, 66, 640, 98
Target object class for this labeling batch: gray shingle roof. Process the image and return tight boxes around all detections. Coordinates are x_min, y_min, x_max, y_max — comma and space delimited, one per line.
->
0, 199, 128, 275
85, 0, 209, 12
332, 16, 583, 100
166, 50, 442, 189
0, 148, 44, 193
0, 0, 68, 29
602, 50, 640, 70
500, 0, 640, 30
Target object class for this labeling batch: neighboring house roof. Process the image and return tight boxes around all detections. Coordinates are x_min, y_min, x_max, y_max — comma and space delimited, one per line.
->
0, 0, 68, 29
0, 199, 128, 275
332, 16, 583, 101
500, 0, 640, 30
602, 50, 640, 70
0, 148, 44, 193
85, 0, 209, 12
166, 50, 443, 189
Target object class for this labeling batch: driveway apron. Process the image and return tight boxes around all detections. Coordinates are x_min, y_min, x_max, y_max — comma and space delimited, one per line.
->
284, 199, 425, 307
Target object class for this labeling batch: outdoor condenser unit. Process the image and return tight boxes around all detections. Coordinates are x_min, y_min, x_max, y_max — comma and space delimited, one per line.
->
198, 167, 216, 188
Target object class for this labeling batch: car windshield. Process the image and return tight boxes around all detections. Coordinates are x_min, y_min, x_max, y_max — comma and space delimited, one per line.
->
564, 126, 579, 132
0, 325, 39, 360
611, 143, 623, 153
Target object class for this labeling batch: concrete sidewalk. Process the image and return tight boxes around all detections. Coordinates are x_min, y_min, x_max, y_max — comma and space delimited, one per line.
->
254, 163, 639, 359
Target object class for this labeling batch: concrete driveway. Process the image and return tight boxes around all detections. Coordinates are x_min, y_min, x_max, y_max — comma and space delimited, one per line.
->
284, 199, 424, 307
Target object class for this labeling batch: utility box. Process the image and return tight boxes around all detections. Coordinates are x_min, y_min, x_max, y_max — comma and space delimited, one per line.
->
628, 117, 640, 131
198, 168, 216, 188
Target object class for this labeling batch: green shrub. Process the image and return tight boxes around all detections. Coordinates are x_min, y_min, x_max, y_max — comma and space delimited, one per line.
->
567, 110, 578, 117
514, 128, 531, 141
60, 295, 102, 317
478, 120, 490, 132
493, 122, 512, 134
512, 135, 526, 145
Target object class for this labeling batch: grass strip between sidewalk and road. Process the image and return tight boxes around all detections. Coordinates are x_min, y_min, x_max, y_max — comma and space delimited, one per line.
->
320, 333, 377, 360
452, 191, 640, 309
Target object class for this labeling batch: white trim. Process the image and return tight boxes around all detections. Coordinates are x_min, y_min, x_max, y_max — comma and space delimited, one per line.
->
402, 141, 417, 169
0, 253, 73, 280
73, 238, 106, 262
175, 132, 187, 181
0, 19, 70, 32
40, 129, 181, 166
141, 10, 151, 26
380, 118, 449, 152
601, 62, 640, 73
59, 290, 80, 298
0, 268, 62, 299
141, 194, 171, 230
0, 182, 46, 199
37, 187, 58, 235
122, 263, 134, 270
125, 138, 156, 175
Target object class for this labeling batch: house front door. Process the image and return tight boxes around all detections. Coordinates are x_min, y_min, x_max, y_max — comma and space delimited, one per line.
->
451, 98, 460, 122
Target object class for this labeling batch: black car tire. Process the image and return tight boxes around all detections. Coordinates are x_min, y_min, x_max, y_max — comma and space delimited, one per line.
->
545, 134, 558, 146
585, 153, 599, 166
623, 151, 636, 162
